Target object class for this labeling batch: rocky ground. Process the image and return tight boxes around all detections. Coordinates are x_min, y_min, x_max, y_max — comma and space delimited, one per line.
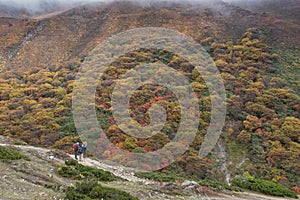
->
0, 136, 298, 200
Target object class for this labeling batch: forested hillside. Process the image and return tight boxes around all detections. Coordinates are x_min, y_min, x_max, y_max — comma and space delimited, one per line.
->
0, 0, 299, 196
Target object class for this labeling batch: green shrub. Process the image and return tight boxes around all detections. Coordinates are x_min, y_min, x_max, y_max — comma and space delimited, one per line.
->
58, 166, 78, 178
13, 141, 26, 145
65, 186, 90, 200
135, 171, 185, 182
58, 162, 121, 181
76, 181, 98, 194
74, 163, 121, 181
90, 185, 136, 199
198, 180, 242, 192
65, 181, 138, 200
232, 178, 298, 198
0, 146, 29, 162
65, 159, 78, 166
87, 169, 117, 181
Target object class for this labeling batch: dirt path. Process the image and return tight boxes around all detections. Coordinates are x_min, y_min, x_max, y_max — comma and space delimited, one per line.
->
71, 155, 156, 185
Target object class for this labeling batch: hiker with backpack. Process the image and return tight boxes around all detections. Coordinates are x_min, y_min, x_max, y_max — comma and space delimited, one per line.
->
77, 144, 83, 162
73, 142, 79, 160
82, 141, 88, 161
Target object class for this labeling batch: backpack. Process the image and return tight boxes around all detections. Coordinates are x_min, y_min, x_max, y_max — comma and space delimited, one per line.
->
73, 143, 78, 152
77, 145, 83, 154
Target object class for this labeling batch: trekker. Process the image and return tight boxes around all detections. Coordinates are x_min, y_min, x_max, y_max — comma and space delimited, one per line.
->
82, 142, 88, 161
77, 144, 83, 162
73, 142, 79, 160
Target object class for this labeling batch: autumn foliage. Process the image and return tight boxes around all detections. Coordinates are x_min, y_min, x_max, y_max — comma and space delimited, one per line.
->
0, 9, 299, 190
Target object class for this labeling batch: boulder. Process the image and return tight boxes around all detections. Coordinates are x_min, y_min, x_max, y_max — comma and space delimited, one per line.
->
181, 180, 199, 188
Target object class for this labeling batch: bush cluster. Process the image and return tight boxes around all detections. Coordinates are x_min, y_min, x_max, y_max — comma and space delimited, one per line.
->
232, 178, 298, 198
135, 171, 185, 182
65, 181, 138, 200
0, 146, 29, 162
58, 160, 121, 181
198, 180, 242, 192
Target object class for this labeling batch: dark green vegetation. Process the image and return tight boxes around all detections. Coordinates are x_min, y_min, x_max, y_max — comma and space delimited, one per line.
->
135, 171, 185, 183
233, 178, 298, 198
0, 146, 29, 162
58, 160, 121, 181
65, 181, 138, 200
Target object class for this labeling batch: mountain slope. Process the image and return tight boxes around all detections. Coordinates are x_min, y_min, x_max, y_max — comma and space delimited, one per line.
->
0, 1, 299, 198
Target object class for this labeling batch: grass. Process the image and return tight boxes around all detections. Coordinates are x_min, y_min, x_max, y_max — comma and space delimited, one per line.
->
225, 140, 249, 173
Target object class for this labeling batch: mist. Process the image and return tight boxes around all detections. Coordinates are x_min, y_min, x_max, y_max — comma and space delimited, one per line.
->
223, 0, 266, 4
0, 0, 268, 14
0, 0, 112, 14
0, 0, 214, 13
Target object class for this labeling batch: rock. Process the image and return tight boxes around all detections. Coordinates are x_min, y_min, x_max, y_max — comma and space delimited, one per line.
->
38, 192, 48, 197
181, 180, 198, 188
184, 185, 197, 191
162, 182, 180, 191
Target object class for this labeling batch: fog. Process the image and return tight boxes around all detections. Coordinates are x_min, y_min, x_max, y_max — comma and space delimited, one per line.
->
0, 0, 112, 13
0, 0, 267, 14
222, 0, 266, 4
